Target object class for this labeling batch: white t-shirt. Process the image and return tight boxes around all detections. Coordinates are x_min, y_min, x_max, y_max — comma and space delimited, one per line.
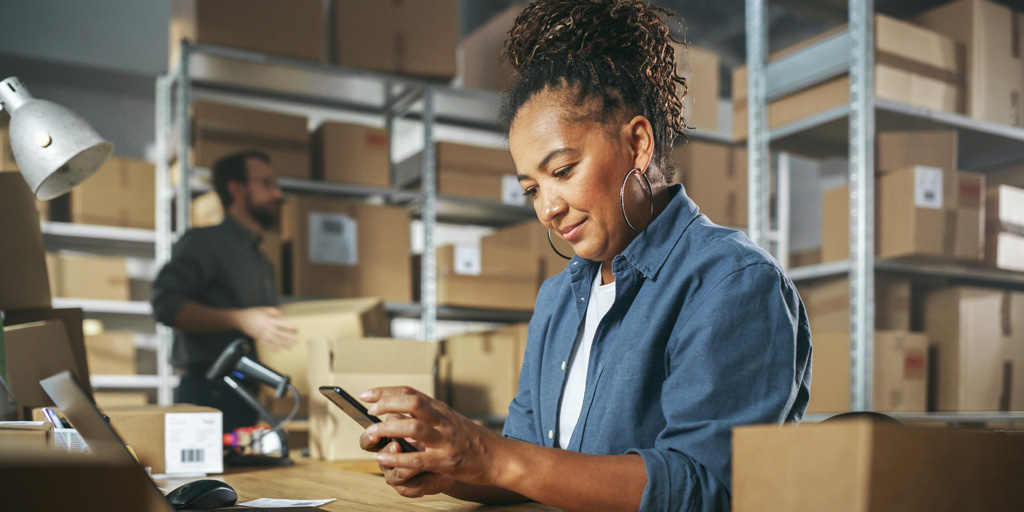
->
558, 266, 616, 449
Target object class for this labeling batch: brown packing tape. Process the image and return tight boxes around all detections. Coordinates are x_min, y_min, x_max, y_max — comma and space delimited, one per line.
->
999, 361, 1012, 412
943, 209, 957, 258
875, 49, 966, 90
1002, 291, 1013, 337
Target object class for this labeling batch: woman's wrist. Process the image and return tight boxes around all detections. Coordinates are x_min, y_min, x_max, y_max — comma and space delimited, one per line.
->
482, 432, 529, 491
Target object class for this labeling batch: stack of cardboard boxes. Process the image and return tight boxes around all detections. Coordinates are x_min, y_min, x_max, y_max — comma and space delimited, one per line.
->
672, 140, 748, 227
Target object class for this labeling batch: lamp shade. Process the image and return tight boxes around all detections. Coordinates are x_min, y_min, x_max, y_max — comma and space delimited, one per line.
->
0, 76, 113, 200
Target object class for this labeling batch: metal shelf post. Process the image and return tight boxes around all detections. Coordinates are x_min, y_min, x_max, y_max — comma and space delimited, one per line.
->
420, 88, 438, 342
848, 0, 876, 412
746, 0, 770, 249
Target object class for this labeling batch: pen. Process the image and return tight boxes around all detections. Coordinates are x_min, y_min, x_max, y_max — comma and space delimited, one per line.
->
41, 408, 60, 426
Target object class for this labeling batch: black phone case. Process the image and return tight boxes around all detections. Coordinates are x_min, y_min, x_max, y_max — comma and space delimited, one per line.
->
318, 386, 418, 453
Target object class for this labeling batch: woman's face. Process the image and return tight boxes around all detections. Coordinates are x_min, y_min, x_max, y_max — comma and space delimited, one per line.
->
509, 88, 653, 265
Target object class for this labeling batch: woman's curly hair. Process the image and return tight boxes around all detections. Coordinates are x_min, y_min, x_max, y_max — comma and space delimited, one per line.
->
499, 0, 688, 182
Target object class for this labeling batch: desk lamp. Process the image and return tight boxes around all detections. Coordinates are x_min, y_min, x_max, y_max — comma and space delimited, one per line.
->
0, 76, 113, 200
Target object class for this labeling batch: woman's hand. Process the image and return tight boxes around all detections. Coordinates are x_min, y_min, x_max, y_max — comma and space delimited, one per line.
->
358, 386, 509, 490
358, 413, 456, 498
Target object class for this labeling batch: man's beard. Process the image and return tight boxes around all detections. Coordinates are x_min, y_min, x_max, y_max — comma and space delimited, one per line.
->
247, 195, 280, 229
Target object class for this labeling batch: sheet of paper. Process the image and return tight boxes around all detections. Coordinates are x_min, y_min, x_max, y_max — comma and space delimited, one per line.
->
238, 498, 336, 507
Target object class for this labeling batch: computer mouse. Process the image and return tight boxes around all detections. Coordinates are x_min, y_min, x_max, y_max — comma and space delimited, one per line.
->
165, 479, 238, 510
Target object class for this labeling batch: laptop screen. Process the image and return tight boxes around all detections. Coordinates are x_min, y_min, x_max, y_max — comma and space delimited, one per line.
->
40, 370, 175, 512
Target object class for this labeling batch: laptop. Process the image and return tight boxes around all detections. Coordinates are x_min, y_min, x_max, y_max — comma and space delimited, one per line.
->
40, 370, 319, 512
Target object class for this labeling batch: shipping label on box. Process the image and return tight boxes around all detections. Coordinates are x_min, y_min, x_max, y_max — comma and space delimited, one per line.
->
501, 174, 527, 206
163, 412, 222, 475
914, 166, 944, 209
453, 245, 482, 276
308, 212, 358, 265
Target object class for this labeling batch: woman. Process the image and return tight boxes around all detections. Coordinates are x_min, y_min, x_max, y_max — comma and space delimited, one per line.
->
359, 1, 812, 510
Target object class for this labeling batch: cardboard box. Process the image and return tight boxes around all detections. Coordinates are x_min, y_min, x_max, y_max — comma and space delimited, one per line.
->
333, 0, 457, 80
1, 127, 17, 170
307, 338, 438, 461
2, 319, 89, 409
797, 274, 911, 335
0, 421, 53, 450
461, 5, 523, 92
50, 155, 156, 230
916, 0, 1024, 128
281, 195, 411, 301
169, 0, 325, 65
397, 142, 523, 205
190, 190, 223, 228
732, 15, 965, 140
876, 130, 958, 174
259, 298, 390, 417
677, 44, 721, 133
672, 140, 747, 227
822, 167, 985, 262
0, 173, 51, 310
192, 101, 311, 180
104, 404, 222, 476
923, 287, 1024, 411
732, 420, 1024, 512
46, 253, 129, 301
428, 220, 571, 311
985, 185, 1024, 271
311, 122, 390, 187
805, 330, 929, 414
85, 332, 136, 375
93, 392, 149, 408
441, 323, 529, 417
0, 449, 153, 512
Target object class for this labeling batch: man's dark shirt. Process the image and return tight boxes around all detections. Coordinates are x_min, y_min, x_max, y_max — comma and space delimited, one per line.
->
151, 216, 277, 375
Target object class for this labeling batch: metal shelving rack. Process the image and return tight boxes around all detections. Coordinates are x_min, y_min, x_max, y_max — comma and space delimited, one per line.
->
746, 0, 1024, 421
153, 41, 576, 404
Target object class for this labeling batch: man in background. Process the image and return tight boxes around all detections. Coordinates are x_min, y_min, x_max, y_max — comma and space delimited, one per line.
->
152, 150, 296, 432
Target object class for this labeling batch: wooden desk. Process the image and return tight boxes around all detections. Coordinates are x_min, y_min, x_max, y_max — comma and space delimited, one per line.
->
210, 461, 560, 511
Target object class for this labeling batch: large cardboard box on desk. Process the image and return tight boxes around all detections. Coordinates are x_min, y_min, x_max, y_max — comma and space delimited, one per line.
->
732, 15, 964, 141
0, 421, 53, 450
281, 195, 411, 301
985, 184, 1024, 272
311, 122, 389, 187
333, 0, 457, 80
0, 173, 51, 311
259, 298, 390, 417
396, 142, 523, 205
922, 287, 1024, 411
822, 167, 985, 262
672, 140, 747, 227
308, 338, 438, 461
169, 0, 325, 65
732, 420, 1024, 512
441, 323, 529, 418
104, 404, 222, 476
3, 319, 90, 411
916, 0, 1024, 128
48, 155, 156, 230
192, 101, 311, 180
806, 330, 929, 414
45, 252, 129, 301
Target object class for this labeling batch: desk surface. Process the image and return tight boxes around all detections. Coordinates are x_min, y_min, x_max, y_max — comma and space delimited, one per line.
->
210, 461, 560, 511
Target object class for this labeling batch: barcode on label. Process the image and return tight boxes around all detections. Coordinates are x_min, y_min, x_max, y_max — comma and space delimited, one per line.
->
180, 448, 205, 463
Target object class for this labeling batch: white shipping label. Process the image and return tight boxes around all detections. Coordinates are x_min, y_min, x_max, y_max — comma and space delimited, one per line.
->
914, 166, 943, 210
309, 212, 358, 266
454, 244, 482, 276
501, 174, 527, 206
164, 412, 222, 475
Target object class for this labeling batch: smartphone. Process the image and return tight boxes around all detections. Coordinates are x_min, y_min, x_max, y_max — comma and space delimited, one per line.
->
318, 386, 418, 453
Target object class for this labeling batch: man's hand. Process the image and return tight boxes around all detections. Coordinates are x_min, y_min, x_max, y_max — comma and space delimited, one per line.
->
235, 307, 297, 351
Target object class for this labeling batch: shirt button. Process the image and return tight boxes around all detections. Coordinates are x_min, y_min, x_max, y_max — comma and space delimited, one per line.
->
561, 361, 566, 370
580, 297, 585, 301
548, 430, 554, 439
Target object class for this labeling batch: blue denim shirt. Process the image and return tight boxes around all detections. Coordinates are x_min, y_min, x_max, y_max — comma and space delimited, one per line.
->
503, 184, 812, 511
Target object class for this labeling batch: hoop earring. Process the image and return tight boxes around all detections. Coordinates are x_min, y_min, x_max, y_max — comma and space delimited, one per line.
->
620, 167, 654, 233
547, 229, 572, 260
